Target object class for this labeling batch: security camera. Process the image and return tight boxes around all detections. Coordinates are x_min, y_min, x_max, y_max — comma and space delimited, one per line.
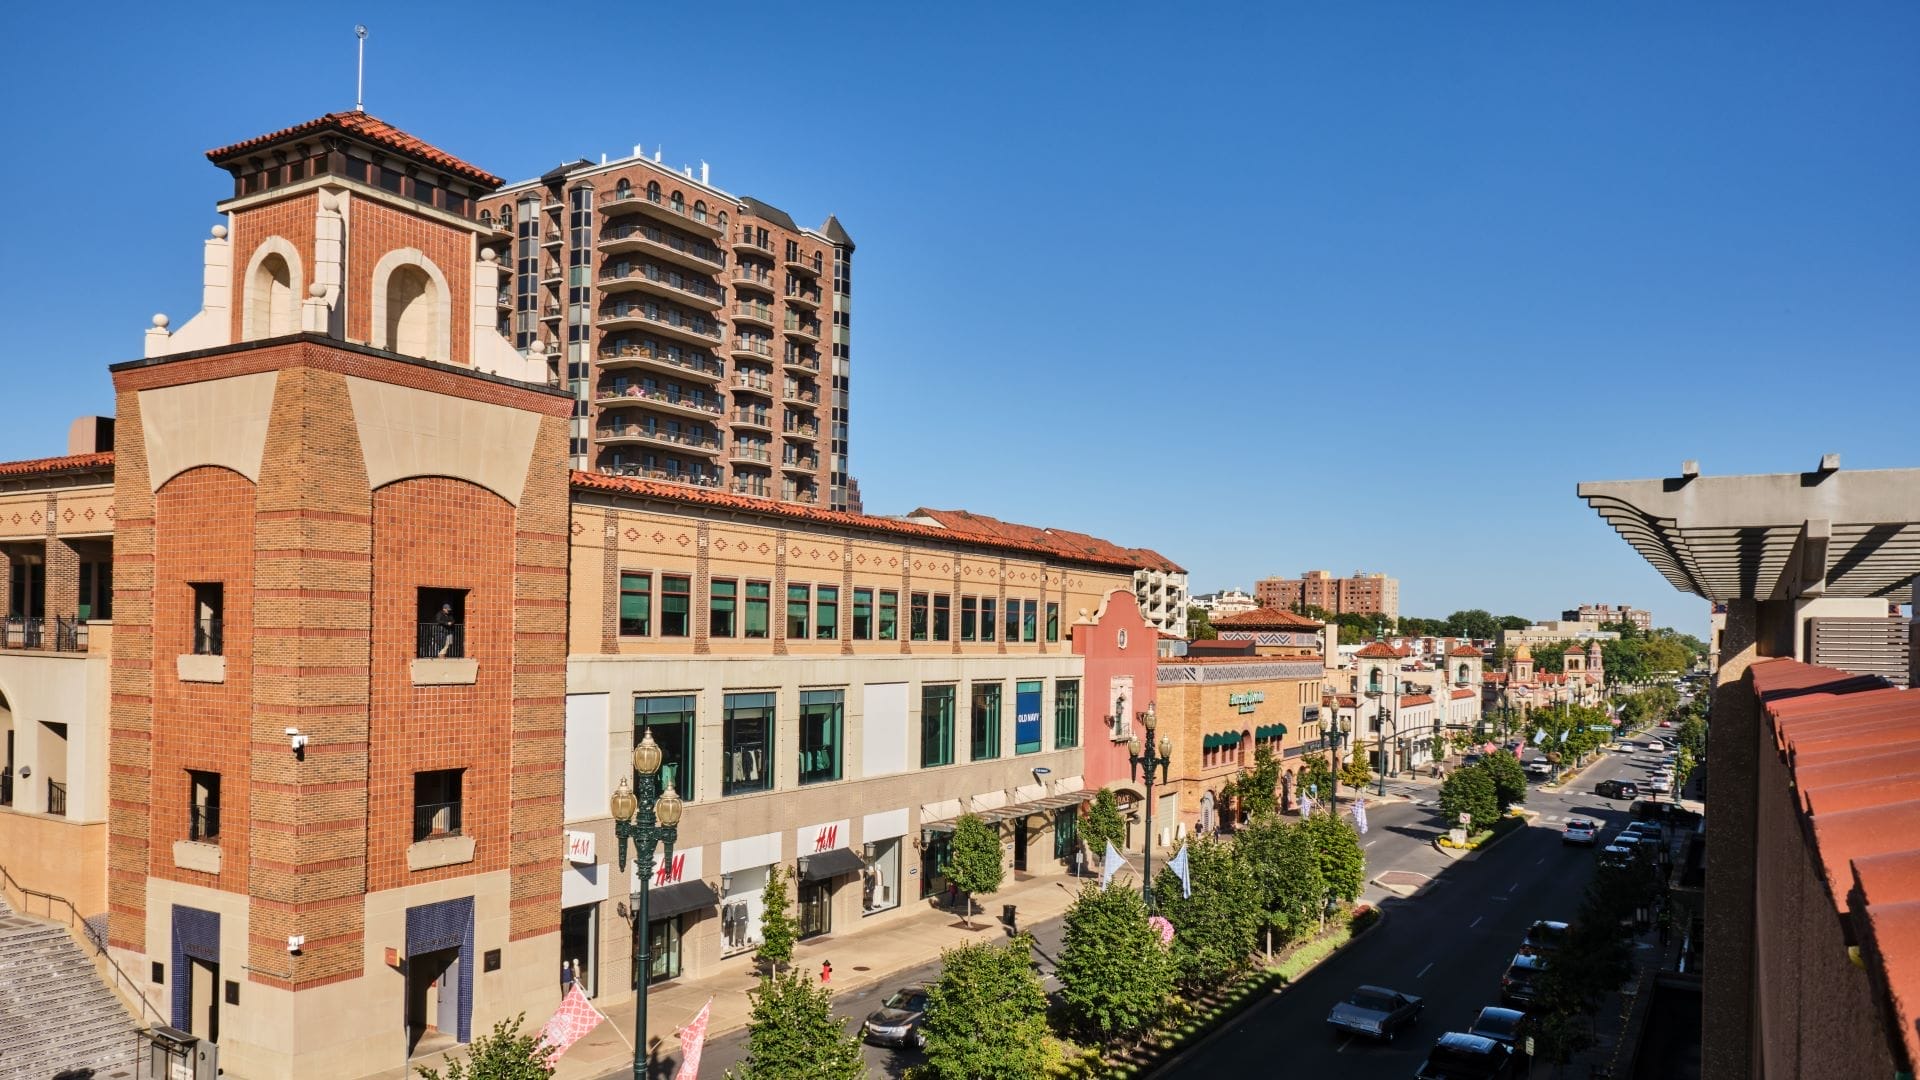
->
288, 934, 306, 954
286, 728, 308, 752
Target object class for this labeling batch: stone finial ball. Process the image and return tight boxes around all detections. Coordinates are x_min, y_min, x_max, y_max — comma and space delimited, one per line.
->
152, 314, 170, 328
481, 249, 498, 263
211, 225, 228, 239
309, 284, 327, 298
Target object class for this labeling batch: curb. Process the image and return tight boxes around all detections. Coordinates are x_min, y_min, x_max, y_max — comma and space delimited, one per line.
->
1433, 811, 1533, 863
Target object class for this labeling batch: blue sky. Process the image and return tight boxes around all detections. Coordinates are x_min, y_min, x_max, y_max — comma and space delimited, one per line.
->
3, 3, 1915, 632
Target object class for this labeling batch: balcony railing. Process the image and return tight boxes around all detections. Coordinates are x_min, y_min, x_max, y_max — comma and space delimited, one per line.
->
417, 621, 466, 660
732, 480, 771, 498
732, 375, 773, 394
783, 420, 820, 438
413, 800, 463, 842
46, 779, 67, 818
596, 426, 721, 452
598, 223, 726, 268
732, 446, 772, 464
731, 410, 772, 427
189, 804, 221, 843
784, 283, 823, 306
785, 251, 825, 275
782, 455, 820, 471
597, 464, 725, 488
600, 265, 725, 305
598, 343, 725, 380
597, 386, 725, 416
732, 337, 773, 358
599, 304, 722, 341
598, 188, 723, 232
731, 303, 774, 324
783, 386, 819, 406
732, 268, 774, 290
193, 618, 223, 656
782, 354, 820, 373
733, 228, 774, 254
54, 616, 80, 653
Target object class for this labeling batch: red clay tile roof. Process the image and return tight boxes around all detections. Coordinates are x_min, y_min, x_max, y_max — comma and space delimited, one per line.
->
575, 472, 1147, 572
206, 112, 504, 188
1355, 641, 1407, 660
0, 451, 114, 478
1451, 688, 1477, 700
908, 508, 1185, 573
1749, 658, 1920, 1068
1450, 644, 1482, 657
1484, 672, 1509, 684
1397, 694, 1435, 707
1213, 607, 1324, 630
1158, 655, 1326, 666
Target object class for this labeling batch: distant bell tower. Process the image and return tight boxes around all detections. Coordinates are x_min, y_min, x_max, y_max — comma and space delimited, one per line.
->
142, 113, 542, 384
1513, 643, 1535, 683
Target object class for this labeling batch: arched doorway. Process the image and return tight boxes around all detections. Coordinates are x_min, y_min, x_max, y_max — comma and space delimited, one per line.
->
0, 690, 12, 807
1198, 790, 1215, 834
385, 265, 437, 359
1280, 769, 1294, 813
249, 253, 297, 337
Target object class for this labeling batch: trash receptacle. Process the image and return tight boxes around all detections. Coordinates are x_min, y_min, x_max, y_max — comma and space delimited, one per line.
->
1002, 904, 1017, 929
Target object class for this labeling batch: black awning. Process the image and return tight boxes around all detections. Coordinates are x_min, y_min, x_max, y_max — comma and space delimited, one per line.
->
639, 879, 718, 921
798, 847, 866, 882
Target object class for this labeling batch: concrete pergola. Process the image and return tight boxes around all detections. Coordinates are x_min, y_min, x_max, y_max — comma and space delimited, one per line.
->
1577, 456, 1920, 1080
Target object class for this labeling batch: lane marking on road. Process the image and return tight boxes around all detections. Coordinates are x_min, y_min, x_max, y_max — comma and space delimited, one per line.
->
1535, 857, 1546, 866
1488, 895, 1509, 902
1509, 882, 1520, 893
1365, 840, 1378, 848
1417, 961, 1434, 979
1336, 1036, 1354, 1054
1470, 916, 1484, 928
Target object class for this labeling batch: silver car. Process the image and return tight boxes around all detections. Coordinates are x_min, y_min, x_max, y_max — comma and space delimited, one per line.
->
861, 985, 929, 1049
1326, 984, 1423, 1041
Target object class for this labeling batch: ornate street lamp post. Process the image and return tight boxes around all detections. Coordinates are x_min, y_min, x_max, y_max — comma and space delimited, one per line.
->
610, 730, 685, 1080
1325, 709, 1347, 820
1127, 702, 1173, 910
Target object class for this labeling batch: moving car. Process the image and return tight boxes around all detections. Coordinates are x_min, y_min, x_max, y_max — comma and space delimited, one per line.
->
1644, 740, 1663, 752
1468, 1006, 1527, 1048
1649, 775, 1673, 794
1562, 819, 1599, 846
1326, 984, 1423, 1041
1416, 1032, 1516, 1079
1595, 779, 1639, 799
1500, 954, 1546, 1007
1521, 920, 1569, 956
1525, 759, 1553, 779
860, 984, 930, 1048
1598, 843, 1643, 870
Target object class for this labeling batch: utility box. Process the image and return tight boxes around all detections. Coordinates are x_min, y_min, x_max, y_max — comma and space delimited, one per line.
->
141, 1025, 218, 1080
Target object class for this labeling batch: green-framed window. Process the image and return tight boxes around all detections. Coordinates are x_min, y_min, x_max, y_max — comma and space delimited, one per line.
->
787, 584, 810, 639
1055, 679, 1080, 749
852, 588, 873, 639
745, 581, 771, 639
933, 594, 951, 642
815, 586, 839, 640
619, 572, 651, 636
799, 689, 844, 784
636, 695, 695, 799
910, 592, 929, 641
710, 579, 737, 638
970, 682, 1002, 761
921, 684, 955, 768
878, 591, 899, 640
661, 575, 691, 637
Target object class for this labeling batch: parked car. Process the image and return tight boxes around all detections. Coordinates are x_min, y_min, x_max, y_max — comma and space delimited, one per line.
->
1643, 740, 1663, 752
1611, 742, 1636, 753
1468, 1005, 1527, 1048
1416, 1032, 1516, 1079
1525, 759, 1553, 779
1562, 819, 1599, 846
860, 985, 930, 1048
1649, 775, 1673, 794
1500, 954, 1546, 1007
1326, 985, 1424, 1040
1595, 779, 1639, 799
1521, 920, 1569, 956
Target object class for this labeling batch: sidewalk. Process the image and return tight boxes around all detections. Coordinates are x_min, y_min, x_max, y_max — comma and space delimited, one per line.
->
399, 870, 1090, 1080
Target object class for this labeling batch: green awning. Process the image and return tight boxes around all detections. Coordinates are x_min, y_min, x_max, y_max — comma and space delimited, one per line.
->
1256, 723, 1288, 741
1205, 731, 1244, 750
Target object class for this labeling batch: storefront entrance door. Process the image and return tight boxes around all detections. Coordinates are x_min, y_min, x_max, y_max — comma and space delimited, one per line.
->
1012, 819, 1028, 872
798, 879, 831, 939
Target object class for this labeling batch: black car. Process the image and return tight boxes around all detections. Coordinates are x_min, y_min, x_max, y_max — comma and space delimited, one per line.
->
1520, 920, 1569, 957
1595, 778, 1639, 799
1468, 1006, 1526, 1047
1415, 1032, 1516, 1079
1326, 985, 1424, 1041
860, 985, 929, 1048
1500, 954, 1546, 1007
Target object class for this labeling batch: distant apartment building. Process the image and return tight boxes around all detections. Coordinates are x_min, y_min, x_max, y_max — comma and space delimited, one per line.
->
1499, 620, 1621, 652
486, 147, 856, 510
1190, 588, 1257, 618
1255, 570, 1399, 621
1561, 603, 1652, 631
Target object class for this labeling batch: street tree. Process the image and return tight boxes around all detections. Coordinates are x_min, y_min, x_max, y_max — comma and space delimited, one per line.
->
731, 970, 867, 1080
1298, 811, 1366, 916
1080, 788, 1127, 865
1444, 609, 1501, 640
1296, 752, 1334, 806
1187, 605, 1218, 640
756, 865, 796, 973
1233, 814, 1324, 953
1056, 883, 1172, 1042
1152, 835, 1260, 992
920, 935, 1052, 1080
1231, 746, 1281, 818
415, 1014, 553, 1080
1439, 765, 1498, 836
944, 813, 1005, 929
1479, 751, 1528, 813
1338, 752, 1372, 790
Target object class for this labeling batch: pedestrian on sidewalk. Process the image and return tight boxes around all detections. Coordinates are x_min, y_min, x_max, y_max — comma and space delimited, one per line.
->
820, 959, 832, 985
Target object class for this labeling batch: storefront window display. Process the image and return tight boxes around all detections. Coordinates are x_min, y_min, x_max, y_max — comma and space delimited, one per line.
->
863, 838, 902, 915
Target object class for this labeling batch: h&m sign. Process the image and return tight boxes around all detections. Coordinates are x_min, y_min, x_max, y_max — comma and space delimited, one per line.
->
797, 819, 851, 855
1228, 691, 1265, 714
565, 831, 595, 865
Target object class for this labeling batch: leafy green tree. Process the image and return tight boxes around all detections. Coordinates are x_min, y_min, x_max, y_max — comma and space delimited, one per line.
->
1057, 884, 1172, 1041
920, 936, 1052, 1080
731, 971, 867, 1080
1338, 753, 1372, 790
1231, 746, 1281, 818
1152, 835, 1260, 991
756, 865, 796, 973
1479, 752, 1528, 813
1444, 609, 1501, 640
1530, 640, 1572, 674
1080, 788, 1127, 864
945, 813, 1005, 929
1233, 814, 1324, 953
1298, 811, 1366, 912
415, 1014, 554, 1080
1439, 764, 1498, 834
1296, 752, 1334, 806
1187, 605, 1218, 640
1497, 615, 1531, 631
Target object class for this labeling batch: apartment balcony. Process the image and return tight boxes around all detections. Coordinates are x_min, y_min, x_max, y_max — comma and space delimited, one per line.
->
782, 420, 821, 440
782, 386, 819, 408
784, 283, 823, 309
732, 479, 772, 499
596, 388, 725, 421
598, 222, 726, 272
730, 303, 775, 330
730, 410, 773, 432
542, 232, 563, 248
731, 374, 774, 396
781, 487, 820, 505
495, 293, 512, 310
599, 266, 724, 310
540, 262, 565, 285
782, 353, 820, 375
732, 229, 775, 257
544, 200, 563, 216
783, 316, 821, 343
731, 445, 773, 466
541, 304, 562, 322
594, 424, 721, 456
598, 188, 725, 236
781, 455, 820, 474
731, 267, 776, 294
732, 337, 774, 363
596, 462, 725, 489
597, 304, 723, 346
597, 343, 724, 382
784, 251, 824, 277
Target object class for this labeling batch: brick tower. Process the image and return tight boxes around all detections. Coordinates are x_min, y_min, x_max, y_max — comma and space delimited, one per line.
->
110, 112, 570, 1077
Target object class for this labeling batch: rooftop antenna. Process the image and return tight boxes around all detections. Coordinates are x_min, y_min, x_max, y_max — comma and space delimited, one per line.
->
354, 25, 368, 112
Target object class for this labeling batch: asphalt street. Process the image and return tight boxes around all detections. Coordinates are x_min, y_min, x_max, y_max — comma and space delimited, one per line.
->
596, 735, 1675, 1079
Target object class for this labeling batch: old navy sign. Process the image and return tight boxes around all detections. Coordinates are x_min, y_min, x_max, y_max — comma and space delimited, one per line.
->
1229, 691, 1265, 714
1015, 687, 1043, 750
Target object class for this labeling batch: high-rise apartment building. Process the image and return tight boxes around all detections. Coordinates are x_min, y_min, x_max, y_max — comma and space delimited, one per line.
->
1255, 570, 1400, 620
486, 151, 854, 509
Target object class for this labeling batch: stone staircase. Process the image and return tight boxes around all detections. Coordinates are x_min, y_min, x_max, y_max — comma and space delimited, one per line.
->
0, 895, 138, 1079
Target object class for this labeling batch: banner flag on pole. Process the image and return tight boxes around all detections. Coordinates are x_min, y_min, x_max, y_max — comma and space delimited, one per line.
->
1167, 844, 1192, 899
1298, 793, 1314, 818
1532, 729, 1547, 745
535, 982, 605, 1061
1101, 841, 1126, 888
1351, 797, 1369, 835
675, 997, 713, 1080
1559, 729, 1569, 743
